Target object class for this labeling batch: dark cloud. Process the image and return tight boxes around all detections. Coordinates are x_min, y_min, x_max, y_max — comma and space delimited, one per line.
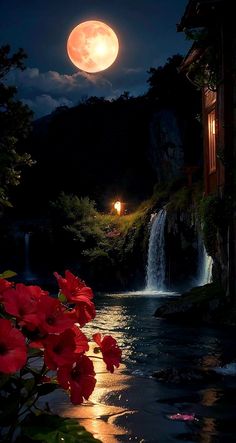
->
8, 66, 149, 118
22, 94, 73, 118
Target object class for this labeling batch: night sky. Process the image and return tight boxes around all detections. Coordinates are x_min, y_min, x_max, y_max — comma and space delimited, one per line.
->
0, 0, 190, 118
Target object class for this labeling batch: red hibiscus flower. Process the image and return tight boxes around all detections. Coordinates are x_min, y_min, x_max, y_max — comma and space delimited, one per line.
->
0, 278, 12, 301
0, 319, 27, 374
2, 284, 43, 331
43, 329, 76, 370
54, 270, 93, 302
25, 285, 49, 301
57, 355, 96, 404
73, 296, 96, 327
71, 325, 89, 354
37, 296, 76, 334
93, 333, 121, 373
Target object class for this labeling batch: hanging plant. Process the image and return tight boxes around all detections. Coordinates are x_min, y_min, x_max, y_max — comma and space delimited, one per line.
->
184, 28, 219, 91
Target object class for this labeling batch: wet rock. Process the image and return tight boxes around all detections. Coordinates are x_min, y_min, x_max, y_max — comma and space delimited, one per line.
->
155, 283, 226, 324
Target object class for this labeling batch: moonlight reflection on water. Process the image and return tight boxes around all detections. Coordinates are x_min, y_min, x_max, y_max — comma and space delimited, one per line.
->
52, 292, 236, 443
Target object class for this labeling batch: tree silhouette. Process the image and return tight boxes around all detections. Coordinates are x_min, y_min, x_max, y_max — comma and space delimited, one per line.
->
147, 54, 200, 113
0, 45, 34, 210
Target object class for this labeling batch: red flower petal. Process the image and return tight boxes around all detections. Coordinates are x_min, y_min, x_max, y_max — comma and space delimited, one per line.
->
2, 284, 44, 330
54, 270, 94, 302
93, 334, 122, 373
37, 296, 76, 334
0, 278, 12, 301
73, 297, 96, 327
57, 355, 96, 404
0, 319, 27, 374
43, 329, 76, 370
71, 325, 89, 354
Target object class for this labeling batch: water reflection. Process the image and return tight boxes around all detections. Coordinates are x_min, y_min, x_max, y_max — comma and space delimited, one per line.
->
199, 417, 217, 443
58, 292, 236, 443
200, 388, 223, 407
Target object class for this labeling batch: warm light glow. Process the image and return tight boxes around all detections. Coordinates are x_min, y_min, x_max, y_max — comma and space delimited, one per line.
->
212, 118, 215, 135
114, 201, 121, 215
208, 109, 216, 173
67, 20, 119, 73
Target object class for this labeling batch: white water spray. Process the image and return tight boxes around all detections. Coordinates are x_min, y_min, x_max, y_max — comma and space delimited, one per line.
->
196, 234, 213, 286
146, 209, 167, 291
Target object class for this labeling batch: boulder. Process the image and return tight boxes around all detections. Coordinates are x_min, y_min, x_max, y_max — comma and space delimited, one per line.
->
155, 283, 225, 324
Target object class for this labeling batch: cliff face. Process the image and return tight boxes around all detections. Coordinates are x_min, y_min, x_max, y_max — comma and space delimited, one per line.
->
199, 195, 229, 295
149, 109, 184, 184
165, 208, 199, 291
14, 98, 157, 216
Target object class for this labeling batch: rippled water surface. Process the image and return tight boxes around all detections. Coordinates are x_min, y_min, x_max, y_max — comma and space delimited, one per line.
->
60, 291, 236, 443
41, 292, 236, 443
85, 291, 235, 372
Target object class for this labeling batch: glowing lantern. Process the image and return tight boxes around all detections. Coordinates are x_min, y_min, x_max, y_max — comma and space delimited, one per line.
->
114, 201, 121, 215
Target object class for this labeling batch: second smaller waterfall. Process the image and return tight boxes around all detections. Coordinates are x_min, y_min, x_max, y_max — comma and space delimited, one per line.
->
196, 233, 213, 286
23, 232, 35, 281
146, 209, 167, 291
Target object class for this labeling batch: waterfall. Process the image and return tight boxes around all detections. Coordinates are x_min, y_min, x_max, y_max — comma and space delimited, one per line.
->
146, 209, 167, 291
24, 232, 34, 281
196, 235, 213, 286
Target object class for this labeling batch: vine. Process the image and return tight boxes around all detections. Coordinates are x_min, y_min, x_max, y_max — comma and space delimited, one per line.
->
184, 28, 219, 91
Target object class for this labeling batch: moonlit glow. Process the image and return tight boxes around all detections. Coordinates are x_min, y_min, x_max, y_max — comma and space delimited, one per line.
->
67, 20, 119, 73
114, 201, 121, 216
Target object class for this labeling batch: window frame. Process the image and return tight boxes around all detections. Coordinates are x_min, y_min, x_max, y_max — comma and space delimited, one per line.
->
207, 107, 216, 174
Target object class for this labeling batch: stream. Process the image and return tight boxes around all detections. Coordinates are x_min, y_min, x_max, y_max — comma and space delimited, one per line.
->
46, 291, 236, 443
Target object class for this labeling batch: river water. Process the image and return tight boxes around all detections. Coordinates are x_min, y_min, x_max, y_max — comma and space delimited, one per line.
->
51, 291, 236, 443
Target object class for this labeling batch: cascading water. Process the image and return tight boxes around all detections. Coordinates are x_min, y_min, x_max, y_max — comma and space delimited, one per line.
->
146, 209, 167, 291
196, 234, 213, 286
24, 232, 34, 281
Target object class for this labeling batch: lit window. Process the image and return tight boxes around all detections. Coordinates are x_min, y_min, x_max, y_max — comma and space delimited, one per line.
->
208, 109, 216, 173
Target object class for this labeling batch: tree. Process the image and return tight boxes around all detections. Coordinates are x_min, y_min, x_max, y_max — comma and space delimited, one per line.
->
0, 45, 34, 210
50, 193, 104, 250
147, 54, 200, 114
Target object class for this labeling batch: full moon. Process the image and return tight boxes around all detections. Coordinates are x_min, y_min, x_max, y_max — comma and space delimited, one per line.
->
67, 20, 119, 73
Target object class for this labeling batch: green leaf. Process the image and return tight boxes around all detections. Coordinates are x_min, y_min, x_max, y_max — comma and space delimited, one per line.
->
0, 269, 17, 278
58, 292, 67, 303
22, 377, 35, 395
21, 365, 41, 377
37, 383, 58, 397
23, 413, 102, 443
27, 347, 43, 358
0, 374, 10, 388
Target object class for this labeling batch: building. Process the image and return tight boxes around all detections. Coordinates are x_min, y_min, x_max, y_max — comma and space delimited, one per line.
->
178, 0, 236, 298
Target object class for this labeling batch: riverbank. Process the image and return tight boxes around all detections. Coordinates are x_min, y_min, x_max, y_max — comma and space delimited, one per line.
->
43, 357, 211, 443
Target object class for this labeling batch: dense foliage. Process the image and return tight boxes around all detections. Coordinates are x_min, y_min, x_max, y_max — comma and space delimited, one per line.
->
0, 45, 34, 210
184, 29, 219, 91
47, 192, 150, 291
147, 54, 200, 111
